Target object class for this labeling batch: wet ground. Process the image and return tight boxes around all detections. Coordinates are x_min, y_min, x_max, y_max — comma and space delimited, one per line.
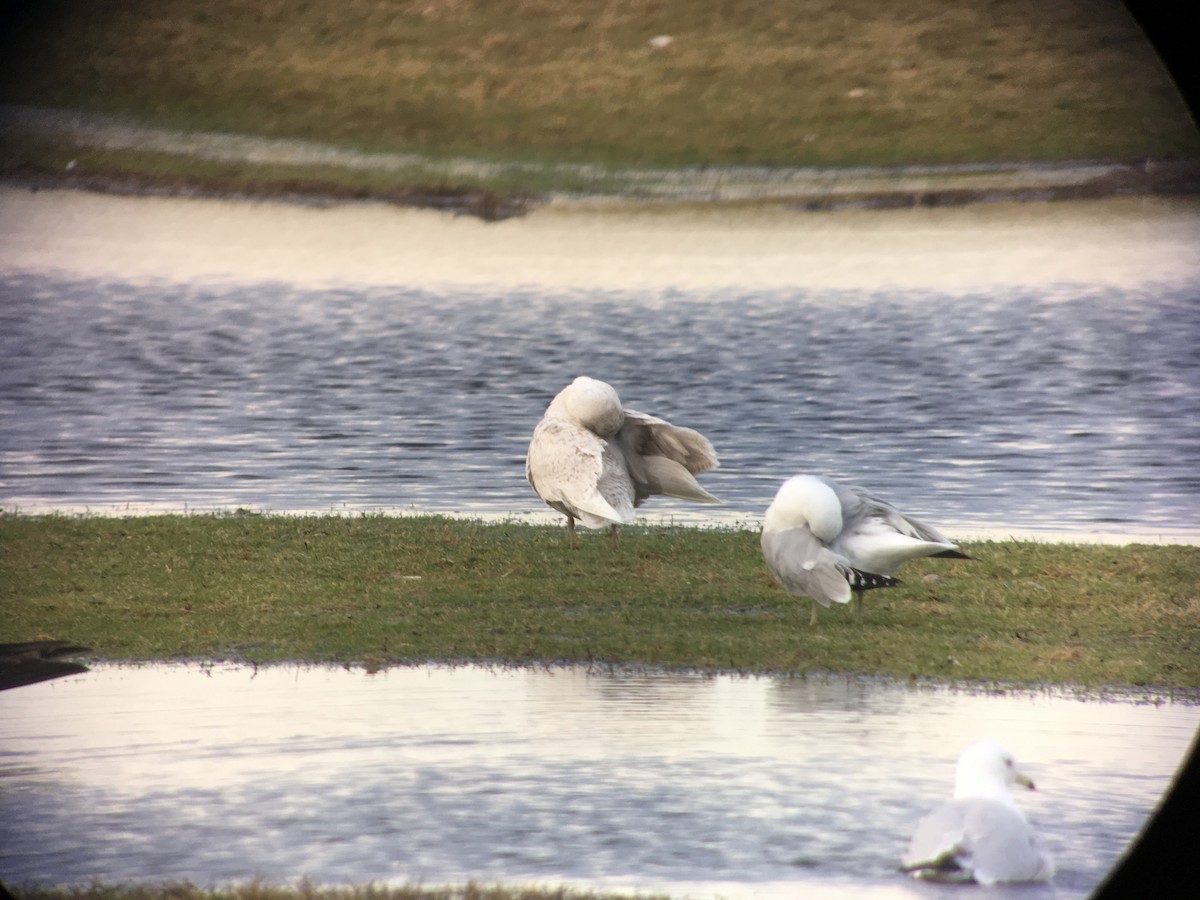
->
5, 104, 1200, 215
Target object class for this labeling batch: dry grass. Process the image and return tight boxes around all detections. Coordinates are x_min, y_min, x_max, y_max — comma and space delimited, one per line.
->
1, 1, 1196, 169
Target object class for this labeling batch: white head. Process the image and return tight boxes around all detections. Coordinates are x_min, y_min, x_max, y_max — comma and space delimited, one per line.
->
548, 376, 624, 437
762, 475, 843, 541
954, 740, 1037, 804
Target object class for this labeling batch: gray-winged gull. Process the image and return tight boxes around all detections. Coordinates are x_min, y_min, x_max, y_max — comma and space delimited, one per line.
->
760, 474, 969, 624
526, 376, 719, 548
902, 740, 1055, 884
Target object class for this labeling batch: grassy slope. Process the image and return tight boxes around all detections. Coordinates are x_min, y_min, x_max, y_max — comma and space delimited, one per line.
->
1, 0, 1197, 171
3, 515, 1198, 689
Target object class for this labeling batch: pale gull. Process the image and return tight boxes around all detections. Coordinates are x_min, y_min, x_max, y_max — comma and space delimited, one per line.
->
902, 740, 1055, 885
526, 376, 719, 548
760, 474, 969, 624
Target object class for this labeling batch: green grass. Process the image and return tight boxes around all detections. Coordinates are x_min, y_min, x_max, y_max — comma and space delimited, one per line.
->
3, 514, 1198, 689
1, 1, 1197, 172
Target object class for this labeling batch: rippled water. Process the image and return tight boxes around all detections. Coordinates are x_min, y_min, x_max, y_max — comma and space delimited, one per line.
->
0, 665, 1195, 897
2, 190, 1199, 539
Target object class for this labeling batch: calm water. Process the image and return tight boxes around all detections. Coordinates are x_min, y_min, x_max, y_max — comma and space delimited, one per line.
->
2, 189, 1199, 540
1, 664, 1196, 897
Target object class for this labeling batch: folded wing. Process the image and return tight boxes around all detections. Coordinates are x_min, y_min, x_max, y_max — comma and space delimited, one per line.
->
760, 527, 854, 608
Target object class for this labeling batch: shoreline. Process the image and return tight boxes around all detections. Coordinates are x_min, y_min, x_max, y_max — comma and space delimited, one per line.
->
8, 152, 1200, 223
5, 104, 1200, 221
3, 505, 1198, 548
62, 657, 1200, 704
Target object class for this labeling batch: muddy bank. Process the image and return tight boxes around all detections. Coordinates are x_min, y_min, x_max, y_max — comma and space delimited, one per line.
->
1, 162, 531, 222
9, 156, 1200, 223
3, 104, 1199, 220
784, 157, 1200, 210
8, 155, 1199, 223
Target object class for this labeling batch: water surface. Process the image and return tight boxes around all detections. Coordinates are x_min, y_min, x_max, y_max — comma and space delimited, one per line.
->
2, 190, 1199, 540
1, 664, 1195, 897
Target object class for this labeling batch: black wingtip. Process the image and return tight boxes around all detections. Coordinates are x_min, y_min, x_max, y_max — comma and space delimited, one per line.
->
847, 569, 901, 592
932, 549, 974, 561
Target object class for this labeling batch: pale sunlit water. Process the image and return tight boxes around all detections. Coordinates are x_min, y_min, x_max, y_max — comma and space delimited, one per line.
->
2, 189, 1199, 541
0, 664, 1196, 898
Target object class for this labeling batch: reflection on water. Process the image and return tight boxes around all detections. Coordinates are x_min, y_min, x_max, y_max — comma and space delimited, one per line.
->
0, 665, 1195, 898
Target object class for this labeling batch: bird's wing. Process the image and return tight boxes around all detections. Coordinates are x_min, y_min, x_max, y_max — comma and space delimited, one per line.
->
616, 409, 719, 503
958, 800, 1055, 885
619, 409, 719, 474
901, 800, 974, 881
834, 481, 953, 544
760, 527, 853, 607
903, 799, 1053, 885
826, 481, 960, 574
527, 417, 635, 526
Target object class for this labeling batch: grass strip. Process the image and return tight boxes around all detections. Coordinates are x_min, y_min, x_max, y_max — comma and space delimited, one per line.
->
1, 1, 1197, 202
6, 130, 1200, 220
2, 514, 1198, 689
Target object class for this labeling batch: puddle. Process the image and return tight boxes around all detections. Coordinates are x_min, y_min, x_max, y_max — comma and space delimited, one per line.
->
1, 664, 1195, 897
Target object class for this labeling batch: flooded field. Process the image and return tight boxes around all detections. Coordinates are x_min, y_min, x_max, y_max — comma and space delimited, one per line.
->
1, 664, 1195, 897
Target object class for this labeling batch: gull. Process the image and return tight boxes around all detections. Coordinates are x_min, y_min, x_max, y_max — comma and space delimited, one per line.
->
526, 376, 719, 548
760, 474, 969, 624
901, 740, 1056, 885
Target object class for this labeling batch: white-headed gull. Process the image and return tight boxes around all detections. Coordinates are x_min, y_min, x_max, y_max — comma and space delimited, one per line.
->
902, 740, 1055, 884
761, 474, 969, 623
526, 376, 719, 548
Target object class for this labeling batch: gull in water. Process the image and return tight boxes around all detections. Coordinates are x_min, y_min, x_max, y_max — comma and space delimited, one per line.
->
526, 376, 719, 548
902, 740, 1055, 885
760, 474, 969, 624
